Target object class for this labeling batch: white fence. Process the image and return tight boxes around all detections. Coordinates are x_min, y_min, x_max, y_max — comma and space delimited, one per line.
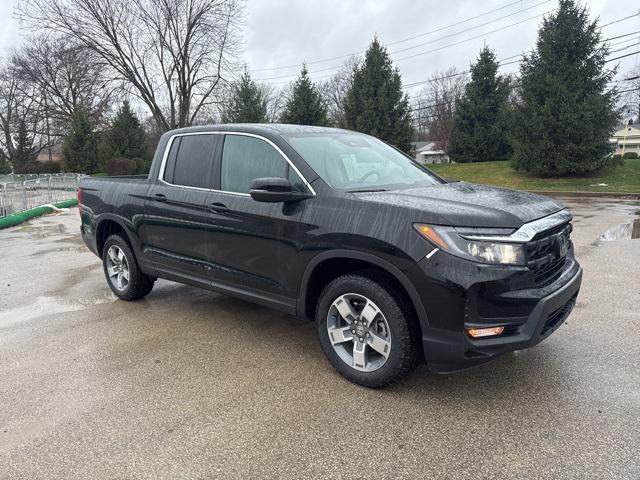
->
0, 174, 84, 217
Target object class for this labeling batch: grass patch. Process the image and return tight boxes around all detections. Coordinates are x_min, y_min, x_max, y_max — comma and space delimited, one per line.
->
429, 160, 640, 194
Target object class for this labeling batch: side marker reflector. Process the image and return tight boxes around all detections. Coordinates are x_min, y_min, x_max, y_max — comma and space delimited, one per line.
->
467, 326, 505, 338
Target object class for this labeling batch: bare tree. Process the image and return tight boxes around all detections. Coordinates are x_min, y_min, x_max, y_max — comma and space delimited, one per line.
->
12, 35, 114, 134
411, 67, 468, 149
19, 0, 244, 131
620, 67, 640, 122
0, 60, 46, 166
319, 57, 359, 127
260, 83, 288, 123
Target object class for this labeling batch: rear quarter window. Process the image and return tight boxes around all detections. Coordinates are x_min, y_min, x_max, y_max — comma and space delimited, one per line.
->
164, 134, 217, 189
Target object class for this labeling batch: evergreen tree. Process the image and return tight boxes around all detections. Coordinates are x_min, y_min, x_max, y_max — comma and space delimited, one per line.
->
222, 70, 268, 123
448, 46, 512, 163
99, 101, 151, 170
63, 110, 99, 173
12, 121, 37, 173
343, 38, 414, 152
511, 0, 618, 176
0, 154, 11, 174
280, 65, 328, 126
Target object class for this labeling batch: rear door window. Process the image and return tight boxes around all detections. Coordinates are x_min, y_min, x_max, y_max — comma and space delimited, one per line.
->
220, 134, 304, 194
164, 134, 217, 189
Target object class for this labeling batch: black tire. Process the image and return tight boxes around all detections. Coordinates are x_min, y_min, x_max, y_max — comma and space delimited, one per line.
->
316, 272, 418, 388
102, 234, 155, 301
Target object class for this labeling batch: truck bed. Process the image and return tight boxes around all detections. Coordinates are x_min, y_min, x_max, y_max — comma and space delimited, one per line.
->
79, 175, 152, 219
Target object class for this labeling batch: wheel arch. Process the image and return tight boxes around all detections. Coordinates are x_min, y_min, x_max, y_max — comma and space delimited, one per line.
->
95, 215, 137, 257
297, 250, 429, 332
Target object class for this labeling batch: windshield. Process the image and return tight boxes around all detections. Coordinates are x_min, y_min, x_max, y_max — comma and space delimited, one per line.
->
283, 132, 443, 191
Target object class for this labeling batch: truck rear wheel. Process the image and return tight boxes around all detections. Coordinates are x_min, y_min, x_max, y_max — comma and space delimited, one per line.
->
316, 273, 418, 387
102, 234, 155, 301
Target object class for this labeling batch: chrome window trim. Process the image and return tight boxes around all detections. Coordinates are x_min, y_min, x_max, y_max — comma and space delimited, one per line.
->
157, 130, 316, 196
158, 132, 219, 192
459, 209, 572, 243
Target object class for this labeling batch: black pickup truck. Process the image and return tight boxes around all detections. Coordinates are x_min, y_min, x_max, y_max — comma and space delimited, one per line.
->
79, 124, 582, 387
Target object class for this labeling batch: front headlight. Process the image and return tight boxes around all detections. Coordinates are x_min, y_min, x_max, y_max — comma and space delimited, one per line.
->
414, 224, 526, 266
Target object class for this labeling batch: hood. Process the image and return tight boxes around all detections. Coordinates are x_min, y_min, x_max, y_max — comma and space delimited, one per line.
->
353, 182, 564, 229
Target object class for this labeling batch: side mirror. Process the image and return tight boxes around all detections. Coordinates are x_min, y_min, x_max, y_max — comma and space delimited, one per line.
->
249, 177, 313, 203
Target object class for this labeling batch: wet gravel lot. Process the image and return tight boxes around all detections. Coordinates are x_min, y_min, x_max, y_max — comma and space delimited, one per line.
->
1, 198, 639, 479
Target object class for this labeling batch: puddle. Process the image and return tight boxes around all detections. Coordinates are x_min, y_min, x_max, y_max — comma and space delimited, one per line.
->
597, 218, 640, 242
0, 294, 116, 327
29, 245, 88, 257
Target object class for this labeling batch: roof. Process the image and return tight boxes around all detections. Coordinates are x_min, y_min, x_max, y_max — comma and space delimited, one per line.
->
412, 141, 431, 150
414, 142, 446, 154
168, 123, 351, 136
614, 122, 640, 132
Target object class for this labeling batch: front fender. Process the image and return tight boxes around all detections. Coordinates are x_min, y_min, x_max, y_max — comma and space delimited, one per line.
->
296, 249, 430, 332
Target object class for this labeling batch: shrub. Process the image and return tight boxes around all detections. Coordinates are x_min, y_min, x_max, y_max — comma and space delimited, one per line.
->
105, 157, 137, 176
622, 151, 638, 159
39, 161, 62, 174
14, 161, 62, 174
612, 154, 622, 160
132, 157, 146, 174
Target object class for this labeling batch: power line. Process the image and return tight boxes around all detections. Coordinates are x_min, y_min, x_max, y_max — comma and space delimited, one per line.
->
256, 9, 553, 81
606, 50, 640, 63
617, 86, 640, 95
609, 36, 640, 49
409, 75, 640, 115
609, 42, 640, 55
600, 12, 640, 28
403, 55, 520, 89
252, 10, 640, 83
265, 23, 640, 89
604, 30, 640, 42
612, 75, 640, 83
404, 30, 640, 92
387, 0, 533, 47
250, 0, 539, 72
389, 0, 552, 56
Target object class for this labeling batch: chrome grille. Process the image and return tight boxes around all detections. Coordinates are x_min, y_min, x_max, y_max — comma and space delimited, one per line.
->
526, 223, 572, 286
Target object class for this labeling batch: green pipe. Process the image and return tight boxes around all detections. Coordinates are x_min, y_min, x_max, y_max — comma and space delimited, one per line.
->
0, 199, 78, 230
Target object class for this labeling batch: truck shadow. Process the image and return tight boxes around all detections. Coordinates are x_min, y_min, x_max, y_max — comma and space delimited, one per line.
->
140, 281, 574, 408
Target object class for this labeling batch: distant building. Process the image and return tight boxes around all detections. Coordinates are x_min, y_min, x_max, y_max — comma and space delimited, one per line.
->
36, 143, 64, 164
412, 141, 450, 164
610, 122, 640, 154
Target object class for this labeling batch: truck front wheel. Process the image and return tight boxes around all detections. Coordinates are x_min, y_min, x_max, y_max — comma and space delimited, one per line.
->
316, 273, 418, 387
102, 234, 155, 300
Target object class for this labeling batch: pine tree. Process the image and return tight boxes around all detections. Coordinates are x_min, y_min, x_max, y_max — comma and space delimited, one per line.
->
448, 46, 512, 163
511, 0, 618, 176
99, 101, 151, 170
63, 110, 99, 173
280, 65, 328, 126
0, 154, 11, 174
12, 121, 37, 173
343, 38, 414, 153
222, 70, 268, 123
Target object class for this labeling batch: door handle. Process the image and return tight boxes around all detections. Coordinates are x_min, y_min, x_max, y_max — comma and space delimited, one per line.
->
208, 202, 228, 213
154, 193, 167, 202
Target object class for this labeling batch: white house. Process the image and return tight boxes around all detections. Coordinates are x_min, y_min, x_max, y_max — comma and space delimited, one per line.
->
412, 141, 450, 165
610, 122, 640, 154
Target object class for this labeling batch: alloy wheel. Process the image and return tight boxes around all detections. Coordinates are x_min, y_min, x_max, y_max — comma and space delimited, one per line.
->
326, 293, 391, 372
106, 245, 130, 292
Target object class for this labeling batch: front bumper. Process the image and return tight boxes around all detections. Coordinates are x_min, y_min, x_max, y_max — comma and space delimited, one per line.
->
412, 250, 582, 373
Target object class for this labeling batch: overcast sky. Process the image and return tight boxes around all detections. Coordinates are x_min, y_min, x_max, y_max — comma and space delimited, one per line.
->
1, 0, 639, 96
